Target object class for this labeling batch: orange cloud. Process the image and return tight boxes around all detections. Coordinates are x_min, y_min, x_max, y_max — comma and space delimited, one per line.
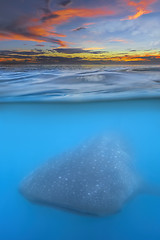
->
40, 8, 114, 25
0, 32, 68, 47
0, 33, 42, 42
0, 50, 160, 64
123, 0, 157, 20
83, 47, 104, 50
107, 38, 129, 43
0, 7, 114, 47
83, 22, 95, 26
30, 7, 113, 44
0, 57, 28, 63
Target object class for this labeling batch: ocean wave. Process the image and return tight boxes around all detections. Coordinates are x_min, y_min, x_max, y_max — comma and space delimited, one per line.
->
0, 65, 160, 102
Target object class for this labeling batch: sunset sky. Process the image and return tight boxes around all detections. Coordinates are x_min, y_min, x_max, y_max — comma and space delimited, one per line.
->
0, 0, 160, 64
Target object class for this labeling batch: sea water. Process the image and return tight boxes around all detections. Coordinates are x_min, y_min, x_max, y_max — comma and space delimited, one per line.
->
0, 64, 160, 102
0, 65, 160, 240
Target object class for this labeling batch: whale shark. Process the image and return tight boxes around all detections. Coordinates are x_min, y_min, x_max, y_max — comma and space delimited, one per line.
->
19, 135, 157, 216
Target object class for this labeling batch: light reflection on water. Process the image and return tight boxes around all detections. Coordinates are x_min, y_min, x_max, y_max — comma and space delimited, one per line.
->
0, 64, 160, 102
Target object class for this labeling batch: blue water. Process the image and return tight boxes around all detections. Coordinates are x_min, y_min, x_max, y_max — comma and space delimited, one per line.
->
1, 99, 160, 240
0, 65, 160, 239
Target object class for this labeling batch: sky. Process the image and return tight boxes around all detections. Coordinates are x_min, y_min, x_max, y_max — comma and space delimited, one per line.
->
0, 0, 160, 64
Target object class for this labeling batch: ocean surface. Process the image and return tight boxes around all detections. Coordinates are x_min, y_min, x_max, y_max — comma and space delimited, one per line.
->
0, 65, 160, 240
0, 64, 160, 102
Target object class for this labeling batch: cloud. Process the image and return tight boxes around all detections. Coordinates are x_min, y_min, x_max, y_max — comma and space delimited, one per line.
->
35, 44, 45, 47
0, 49, 85, 64
123, 0, 157, 20
35, 55, 83, 64
40, 7, 114, 25
0, 16, 68, 47
92, 13, 160, 50
0, 7, 114, 47
40, 0, 53, 14
108, 53, 160, 63
107, 38, 129, 43
45, 0, 52, 10
83, 22, 95, 26
83, 47, 104, 49
149, 40, 160, 48
0, 50, 44, 57
52, 47, 104, 54
59, 0, 72, 7
72, 26, 87, 31
0, 49, 160, 64
1, 0, 159, 60
72, 22, 95, 32
41, 13, 59, 22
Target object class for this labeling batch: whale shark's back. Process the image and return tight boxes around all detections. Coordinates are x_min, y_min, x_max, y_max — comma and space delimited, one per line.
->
19, 135, 140, 216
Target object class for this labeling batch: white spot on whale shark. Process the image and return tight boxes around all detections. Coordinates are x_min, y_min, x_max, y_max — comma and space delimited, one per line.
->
19, 135, 160, 216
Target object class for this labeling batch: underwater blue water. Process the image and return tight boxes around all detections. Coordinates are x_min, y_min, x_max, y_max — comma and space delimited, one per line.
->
0, 99, 160, 240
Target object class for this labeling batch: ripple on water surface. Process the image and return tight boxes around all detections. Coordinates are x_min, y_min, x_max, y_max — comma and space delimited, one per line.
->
0, 64, 160, 102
